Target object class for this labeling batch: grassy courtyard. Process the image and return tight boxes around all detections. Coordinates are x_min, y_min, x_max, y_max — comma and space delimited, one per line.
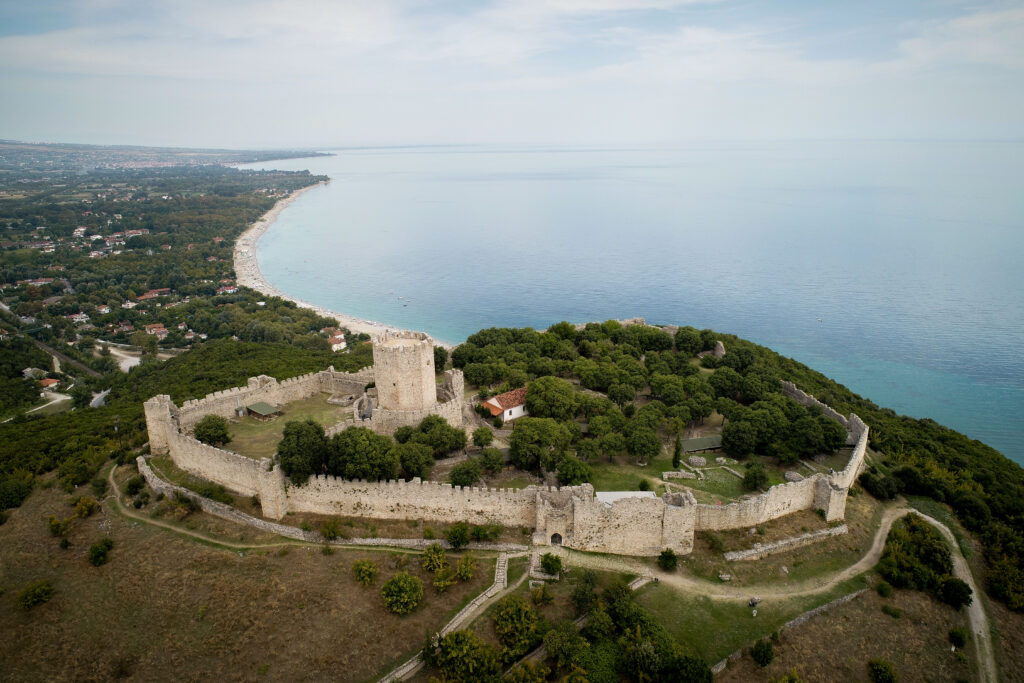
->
225, 392, 352, 460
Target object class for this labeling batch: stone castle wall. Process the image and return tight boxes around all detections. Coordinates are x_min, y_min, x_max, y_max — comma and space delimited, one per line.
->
145, 361, 867, 557
286, 475, 538, 527
781, 381, 850, 429
175, 368, 373, 431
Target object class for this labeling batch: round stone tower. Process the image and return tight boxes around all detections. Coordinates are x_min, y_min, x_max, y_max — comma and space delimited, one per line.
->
373, 331, 437, 411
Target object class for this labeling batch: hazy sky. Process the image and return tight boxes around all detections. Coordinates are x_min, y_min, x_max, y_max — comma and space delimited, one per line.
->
1, 0, 1023, 148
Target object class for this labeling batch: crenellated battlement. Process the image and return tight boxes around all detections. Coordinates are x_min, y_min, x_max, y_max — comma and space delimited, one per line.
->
143, 354, 865, 558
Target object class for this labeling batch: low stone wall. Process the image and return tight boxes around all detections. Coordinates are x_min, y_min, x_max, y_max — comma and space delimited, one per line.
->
723, 524, 848, 561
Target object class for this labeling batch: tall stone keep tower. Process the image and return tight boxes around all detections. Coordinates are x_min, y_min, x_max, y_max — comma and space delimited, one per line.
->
373, 331, 437, 411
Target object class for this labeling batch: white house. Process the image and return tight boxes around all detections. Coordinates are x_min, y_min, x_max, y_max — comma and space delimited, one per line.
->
328, 334, 347, 352
483, 387, 528, 423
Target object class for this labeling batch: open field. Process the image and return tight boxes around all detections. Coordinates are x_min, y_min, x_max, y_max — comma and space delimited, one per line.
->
0, 468, 495, 682
716, 587, 974, 682
226, 392, 351, 459
636, 574, 870, 665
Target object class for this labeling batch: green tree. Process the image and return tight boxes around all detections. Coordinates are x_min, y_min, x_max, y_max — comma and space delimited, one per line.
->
722, 420, 757, 458
672, 435, 682, 468
472, 426, 494, 448
433, 345, 448, 370
70, 384, 93, 410
556, 454, 592, 486
494, 595, 540, 660
193, 414, 231, 446
381, 572, 424, 614
277, 419, 328, 484
544, 621, 590, 670
674, 327, 702, 356
450, 459, 483, 487
626, 427, 660, 464
506, 661, 550, 683
391, 441, 433, 480
509, 418, 572, 472
329, 426, 397, 481
526, 376, 579, 421
429, 630, 502, 682
608, 382, 635, 407
479, 447, 504, 474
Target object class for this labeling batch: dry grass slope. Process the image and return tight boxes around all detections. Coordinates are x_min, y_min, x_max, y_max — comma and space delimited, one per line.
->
0, 472, 494, 682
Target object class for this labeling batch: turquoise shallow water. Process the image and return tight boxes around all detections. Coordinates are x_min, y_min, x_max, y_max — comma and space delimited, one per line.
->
238, 142, 1024, 463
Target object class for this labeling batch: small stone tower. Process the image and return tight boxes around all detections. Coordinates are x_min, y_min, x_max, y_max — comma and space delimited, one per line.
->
373, 331, 437, 411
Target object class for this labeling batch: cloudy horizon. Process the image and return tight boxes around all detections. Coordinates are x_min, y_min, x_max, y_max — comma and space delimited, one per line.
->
2, 0, 1023, 149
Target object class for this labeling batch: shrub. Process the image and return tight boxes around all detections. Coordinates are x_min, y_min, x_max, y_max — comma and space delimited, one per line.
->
658, 548, 678, 571
90, 477, 108, 496
949, 627, 968, 648
446, 521, 471, 550
320, 518, 342, 541
472, 426, 494, 448
48, 515, 73, 537
557, 455, 593, 486
449, 459, 483, 488
0, 478, 32, 510
17, 579, 55, 609
581, 607, 614, 642
124, 476, 144, 496
876, 580, 893, 597
881, 605, 902, 619
433, 567, 457, 593
353, 559, 379, 586
422, 542, 448, 573
381, 572, 424, 614
637, 478, 650, 491
455, 554, 477, 581
531, 583, 554, 606
89, 537, 114, 566
74, 496, 99, 518
706, 532, 724, 553
860, 471, 902, 500
751, 639, 774, 667
541, 552, 562, 576
867, 658, 898, 683
423, 526, 435, 540
743, 462, 769, 491
939, 577, 974, 610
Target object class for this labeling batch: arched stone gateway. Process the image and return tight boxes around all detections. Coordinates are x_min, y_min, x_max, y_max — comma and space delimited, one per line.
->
551, 533, 563, 545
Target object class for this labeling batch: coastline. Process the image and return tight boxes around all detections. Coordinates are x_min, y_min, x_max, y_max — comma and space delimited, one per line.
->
233, 181, 412, 339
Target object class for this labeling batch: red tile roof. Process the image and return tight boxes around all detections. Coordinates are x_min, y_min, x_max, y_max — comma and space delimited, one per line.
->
483, 386, 527, 417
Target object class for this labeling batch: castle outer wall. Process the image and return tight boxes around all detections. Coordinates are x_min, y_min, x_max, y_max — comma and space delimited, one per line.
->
144, 368, 868, 558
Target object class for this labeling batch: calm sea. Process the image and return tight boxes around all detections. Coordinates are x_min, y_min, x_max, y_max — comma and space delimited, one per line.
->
238, 142, 1024, 463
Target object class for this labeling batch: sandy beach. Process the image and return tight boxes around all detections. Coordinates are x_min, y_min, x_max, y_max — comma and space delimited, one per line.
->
233, 182, 412, 338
